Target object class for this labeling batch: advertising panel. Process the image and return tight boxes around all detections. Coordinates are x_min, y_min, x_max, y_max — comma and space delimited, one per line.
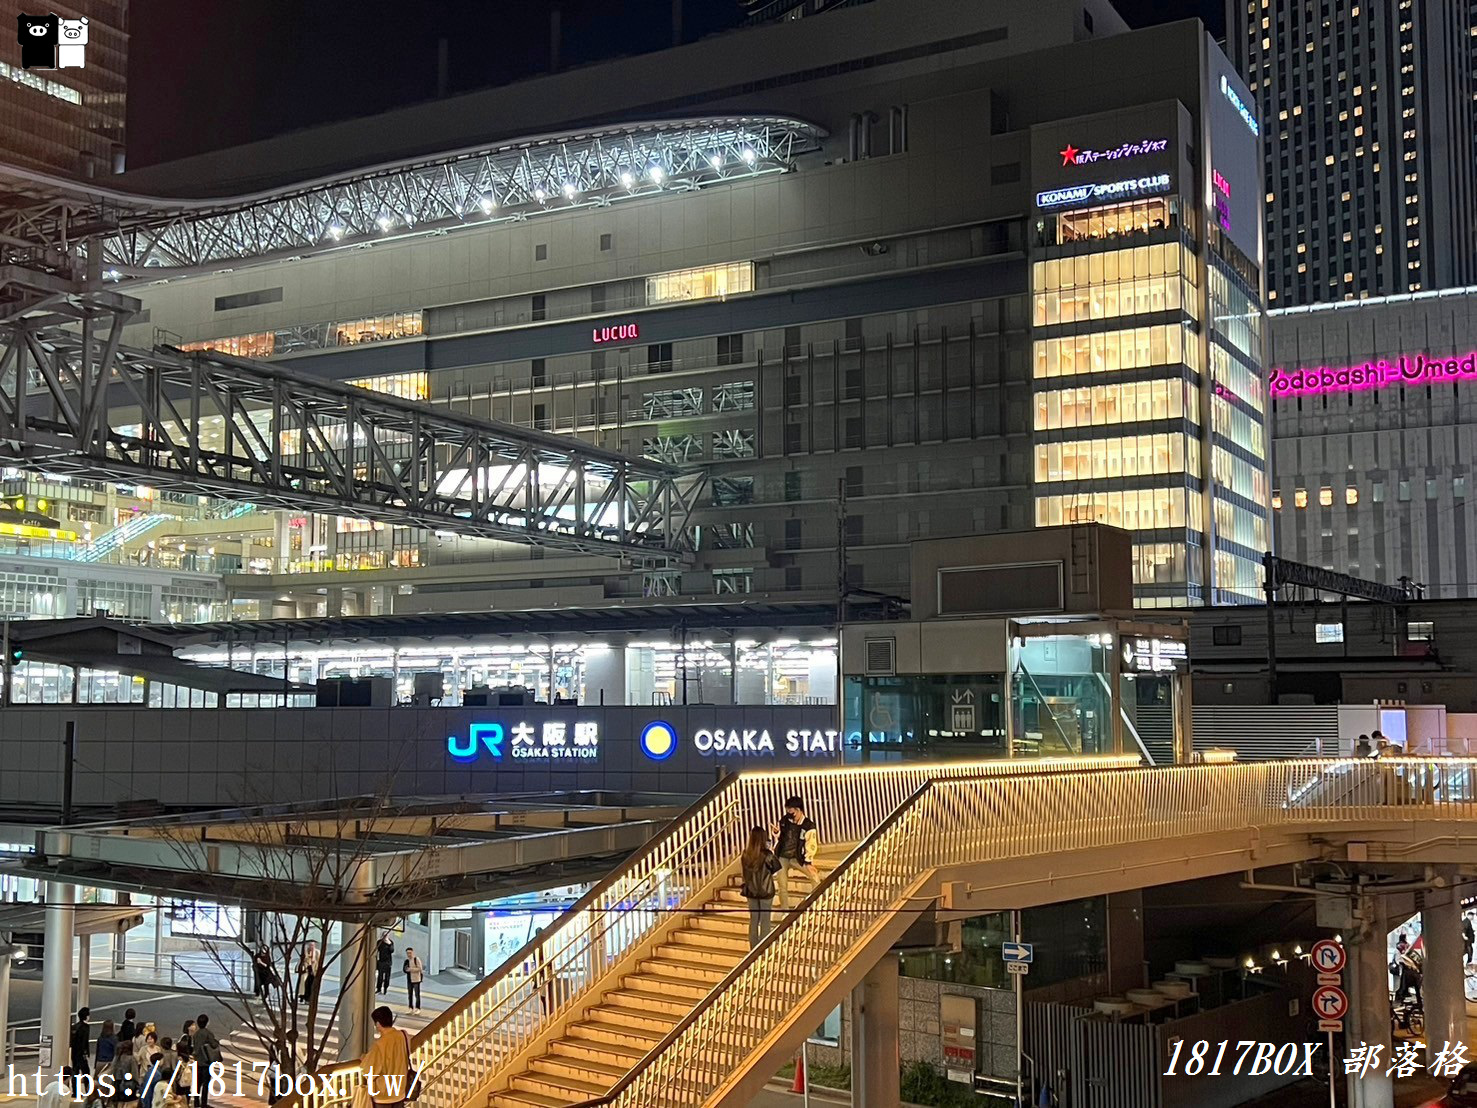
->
1205, 44, 1264, 266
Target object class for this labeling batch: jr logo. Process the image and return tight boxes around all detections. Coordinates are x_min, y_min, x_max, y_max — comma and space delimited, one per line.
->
448, 722, 504, 762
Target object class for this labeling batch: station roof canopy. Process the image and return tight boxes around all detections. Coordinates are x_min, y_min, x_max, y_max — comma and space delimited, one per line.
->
18, 791, 694, 915
7, 617, 312, 694
144, 600, 839, 647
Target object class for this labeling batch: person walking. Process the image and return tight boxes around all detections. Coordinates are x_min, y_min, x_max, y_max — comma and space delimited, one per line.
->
376, 933, 395, 995
359, 1007, 414, 1108
136, 1038, 169, 1108
739, 825, 782, 947
252, 947, 276, 1001
133, 1027, 155, 1069
117, 1011, 136, 1047
770, 796, 820, 911
94, 1020, 118, 1084
109, 1039, 137, 1106
70, 1007, 92, 1072
296, 940, 321, 1003
178, 1020, 195, 1058
1354, 734, 1372, 758
403, 948, 424, 1012
1463, 912, 1474, 966
192, 1015, 221, 1108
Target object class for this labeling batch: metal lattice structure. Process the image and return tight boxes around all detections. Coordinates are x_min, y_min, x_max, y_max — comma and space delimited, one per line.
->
0, 117, 824, 277
0, 273, 703, 560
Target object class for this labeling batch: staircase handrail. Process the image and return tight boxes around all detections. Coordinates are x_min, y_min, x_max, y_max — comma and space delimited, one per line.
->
568, 757, 1477, 1107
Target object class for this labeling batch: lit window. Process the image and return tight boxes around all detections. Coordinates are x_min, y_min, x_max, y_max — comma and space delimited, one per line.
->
647, 262, 754, 305
1319, 487, 1333, 506
1345, 486, 1358, 505
1407, 620, 1435, 642
1315, 622, 1345, 644
1294, 488, 1309, 509
1271, 490, 1283, 511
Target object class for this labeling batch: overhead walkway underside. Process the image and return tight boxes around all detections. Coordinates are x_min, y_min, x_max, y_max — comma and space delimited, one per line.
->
287, 758, 1477, 1108
0, 267, 702, 558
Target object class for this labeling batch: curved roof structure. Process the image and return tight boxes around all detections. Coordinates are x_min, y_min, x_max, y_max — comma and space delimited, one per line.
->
0, 116, 825, 278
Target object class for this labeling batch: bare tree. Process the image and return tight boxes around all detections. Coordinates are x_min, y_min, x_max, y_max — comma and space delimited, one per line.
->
146, 788, 447, 1080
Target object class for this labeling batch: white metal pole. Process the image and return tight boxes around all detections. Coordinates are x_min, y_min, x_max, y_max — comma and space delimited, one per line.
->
1014, 909, 1024, 1108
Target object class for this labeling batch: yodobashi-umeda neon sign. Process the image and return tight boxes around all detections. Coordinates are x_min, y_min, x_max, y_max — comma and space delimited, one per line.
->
1269, 352, 1477, 397
1221, 74, 1260, 136
592, 322, 638, 344
1036, 173, 1171, 210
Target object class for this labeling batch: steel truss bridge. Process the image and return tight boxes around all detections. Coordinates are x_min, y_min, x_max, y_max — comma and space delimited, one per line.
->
0, 116, 824, 277
0, 268, 703, 559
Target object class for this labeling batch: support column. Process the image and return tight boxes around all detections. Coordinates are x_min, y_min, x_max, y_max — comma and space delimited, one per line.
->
426, 911, 442, 976
850, 953, 900, 1108
152, 902, 163, 972
337, 921, 377, 1060
76, 933, 90, 1010
1420, 879, 1468, 1056
40, 879, 75, 1071
339, 860, 378, 1061
0, 940, 12, 1068
1347, 894, 1394, 1108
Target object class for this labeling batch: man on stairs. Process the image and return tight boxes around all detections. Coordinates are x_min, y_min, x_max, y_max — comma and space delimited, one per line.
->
770, 796, 820, 912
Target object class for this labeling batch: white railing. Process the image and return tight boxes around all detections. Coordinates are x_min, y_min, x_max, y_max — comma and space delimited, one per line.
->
577, 758, 1477, 1106
289, 755, 1140, 1108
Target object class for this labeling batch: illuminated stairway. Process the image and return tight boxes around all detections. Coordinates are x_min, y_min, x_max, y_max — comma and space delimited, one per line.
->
488, 859, 838, 1108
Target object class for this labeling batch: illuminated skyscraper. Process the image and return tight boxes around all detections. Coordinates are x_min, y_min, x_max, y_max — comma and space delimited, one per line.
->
1227, 0, 1477, 306
0, 0, 127, 178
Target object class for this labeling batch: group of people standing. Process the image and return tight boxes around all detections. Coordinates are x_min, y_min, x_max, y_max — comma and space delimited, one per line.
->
739, 795, 821, 947
69, 1007, 223, 1108
250, 934, 424, 1010
375, 932, 426, 1011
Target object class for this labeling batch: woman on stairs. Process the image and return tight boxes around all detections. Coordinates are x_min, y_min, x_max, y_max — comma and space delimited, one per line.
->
740, 825, 783, 948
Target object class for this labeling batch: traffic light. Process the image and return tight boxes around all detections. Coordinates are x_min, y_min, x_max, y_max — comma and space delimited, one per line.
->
8, 647, 21, 665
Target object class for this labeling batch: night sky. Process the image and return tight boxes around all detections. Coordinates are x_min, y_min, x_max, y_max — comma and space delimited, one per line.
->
125, 0, 1223, 169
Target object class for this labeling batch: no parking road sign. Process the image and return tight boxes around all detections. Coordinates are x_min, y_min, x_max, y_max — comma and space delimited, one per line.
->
1310, 939, 1347, 975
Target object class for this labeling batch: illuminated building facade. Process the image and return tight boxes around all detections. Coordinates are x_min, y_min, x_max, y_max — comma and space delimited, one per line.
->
1227, 0, 1477, 307
1267, 285, 1477, 598
1028, 62, 1273, 606
52, 0, 1269, 622
0, 0, 127, 178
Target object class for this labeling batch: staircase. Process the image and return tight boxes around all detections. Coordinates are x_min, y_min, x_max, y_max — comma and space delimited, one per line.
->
274, 756, 1144, 1108
489, 859, 837, 1108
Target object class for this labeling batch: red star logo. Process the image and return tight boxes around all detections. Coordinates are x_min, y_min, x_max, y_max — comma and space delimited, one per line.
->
1060, 144, 1080, 166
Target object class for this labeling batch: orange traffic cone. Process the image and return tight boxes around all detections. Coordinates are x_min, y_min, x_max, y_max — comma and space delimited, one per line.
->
790, 1053, 806, 1093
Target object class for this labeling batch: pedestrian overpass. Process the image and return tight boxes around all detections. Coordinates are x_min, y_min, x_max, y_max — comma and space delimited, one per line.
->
290, 757, 1477, 1108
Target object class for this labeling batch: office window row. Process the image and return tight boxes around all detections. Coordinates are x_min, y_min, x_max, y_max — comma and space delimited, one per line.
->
1273, 476, 1468, 509
1053, 198, 1176, 244
1211, 395, 1266, 457
1033, 244, 1196, 291
1033, 324, 1199, 379
1034, 433, 1199, 484
1033, 276, 1196, 327
1035, 486, 1204, 532
1034, 379, 1195, 431
1211, 446, 1270, 506
1212, 497, 1270, 553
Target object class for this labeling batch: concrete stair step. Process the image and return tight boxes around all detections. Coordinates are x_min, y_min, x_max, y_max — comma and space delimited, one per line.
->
568, 1016, 667, 1050
529, 1051, 628, 1085
640, 955, 730, 983
551, 1036, 647, 1068
625, 969, 712, 1000
603, 985, 693, 1016
510, 1069, 610, 1102
488, 1090, 569, 1108
669, 927, 747, 954
586, 1001, 680, 1034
